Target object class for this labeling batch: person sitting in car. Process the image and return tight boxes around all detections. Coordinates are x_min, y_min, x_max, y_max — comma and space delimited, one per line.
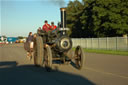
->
42, 20, 51, 32
50, 22, 57, 30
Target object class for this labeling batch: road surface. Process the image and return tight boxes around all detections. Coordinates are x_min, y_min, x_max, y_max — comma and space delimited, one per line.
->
0, 44, 128, 85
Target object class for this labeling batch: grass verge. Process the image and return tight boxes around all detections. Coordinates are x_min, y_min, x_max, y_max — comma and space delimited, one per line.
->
72, 48, 128, 56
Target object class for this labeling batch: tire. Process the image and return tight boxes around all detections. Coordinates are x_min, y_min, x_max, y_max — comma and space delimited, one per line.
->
44, 45, 52, 71
74, 46, 85, 70
33, 36, 44, 66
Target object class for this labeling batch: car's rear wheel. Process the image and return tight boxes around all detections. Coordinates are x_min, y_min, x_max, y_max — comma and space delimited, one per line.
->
33, 36, 44, 66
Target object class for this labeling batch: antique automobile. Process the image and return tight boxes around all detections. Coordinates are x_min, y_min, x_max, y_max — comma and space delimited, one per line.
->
33, 8, 85, 71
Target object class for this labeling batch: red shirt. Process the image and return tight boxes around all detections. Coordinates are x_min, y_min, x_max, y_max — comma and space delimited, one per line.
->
50, 25, 57, 30
42, 24, 51, 32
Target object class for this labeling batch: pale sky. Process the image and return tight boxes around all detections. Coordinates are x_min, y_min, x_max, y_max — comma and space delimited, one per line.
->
0, 0, 82, 37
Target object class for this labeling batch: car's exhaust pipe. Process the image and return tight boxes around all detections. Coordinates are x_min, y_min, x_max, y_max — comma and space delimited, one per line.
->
60, 8, 66, 29
60, 8, 67, 35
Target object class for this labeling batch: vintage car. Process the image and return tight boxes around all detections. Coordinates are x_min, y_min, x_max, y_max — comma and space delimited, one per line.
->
33, 8, 85, 71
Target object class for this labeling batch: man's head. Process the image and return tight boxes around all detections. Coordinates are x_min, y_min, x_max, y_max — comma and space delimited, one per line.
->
51, 22, 54, 25
38, 27, 41, 30
45, 20, 48, 24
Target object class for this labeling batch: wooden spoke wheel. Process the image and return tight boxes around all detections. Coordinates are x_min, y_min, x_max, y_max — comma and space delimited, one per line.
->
44, 45, 52, 71
33, 36, 44, 66
74, 46, 85, 70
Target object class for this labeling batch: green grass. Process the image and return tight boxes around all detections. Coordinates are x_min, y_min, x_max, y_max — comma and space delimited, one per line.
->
73, 48, 128, 56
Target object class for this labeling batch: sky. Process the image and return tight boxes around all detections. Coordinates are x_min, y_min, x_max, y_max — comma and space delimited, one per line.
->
0, 0, 82, 37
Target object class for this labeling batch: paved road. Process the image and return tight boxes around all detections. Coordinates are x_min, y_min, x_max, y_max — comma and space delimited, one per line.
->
0, 44, 128, 85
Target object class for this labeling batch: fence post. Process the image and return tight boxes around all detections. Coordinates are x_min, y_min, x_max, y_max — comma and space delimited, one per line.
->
80, 38, 82, 47
116, 37, 118, 50
84, 38, 86, 48
98, 38, 100, 49
106, 37, 107, 50
86, 38, 88, 49
80, 38, 81, 47
127, 37, 128, 51
106, 37, 108, 50
91, 38, 93, 49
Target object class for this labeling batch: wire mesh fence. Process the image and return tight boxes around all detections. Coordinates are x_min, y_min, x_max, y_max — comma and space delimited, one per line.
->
72, 37, 128, 51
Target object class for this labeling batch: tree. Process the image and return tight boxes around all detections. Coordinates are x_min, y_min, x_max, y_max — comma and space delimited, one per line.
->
92, 0, 128, 37
80, 0, 96, 37
66, 0, 128, 37
66, 0, 84, 38
18, 36, 24, 39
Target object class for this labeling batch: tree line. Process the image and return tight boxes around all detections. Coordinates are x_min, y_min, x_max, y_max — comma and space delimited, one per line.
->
66, 0, 128, 38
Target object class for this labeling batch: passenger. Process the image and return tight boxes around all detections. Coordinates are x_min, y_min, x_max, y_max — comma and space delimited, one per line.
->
42, 20, 51, 32
37, 27, 42, 34
38, 27, 41, 31
27, 32, 33, 43
26, 32, 34, 60
50, 22, 57, 30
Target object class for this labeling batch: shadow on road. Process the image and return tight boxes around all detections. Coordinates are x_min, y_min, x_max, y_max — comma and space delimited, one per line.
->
0, 61, 95, 85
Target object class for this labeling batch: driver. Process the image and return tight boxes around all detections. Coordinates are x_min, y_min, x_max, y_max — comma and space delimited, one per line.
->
42, 20, 51, 32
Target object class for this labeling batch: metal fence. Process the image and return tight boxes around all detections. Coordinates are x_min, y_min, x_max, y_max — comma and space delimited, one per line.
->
72, 37, 128, 51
